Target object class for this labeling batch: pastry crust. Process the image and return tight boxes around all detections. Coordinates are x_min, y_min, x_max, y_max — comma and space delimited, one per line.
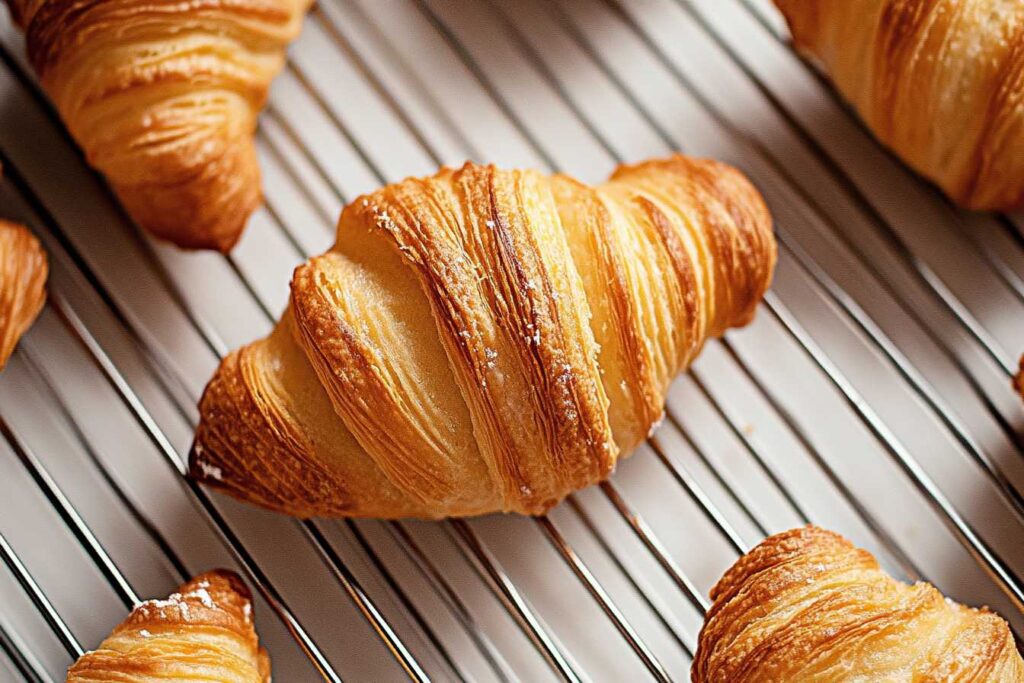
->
1015, 355, 1023, 403
66, 570, 270, 682
693, 526, 1024, 682
192, 155, 777, 518
0, 219, 47, 369
6, 0, 311, 251
774, 0, 1024, 211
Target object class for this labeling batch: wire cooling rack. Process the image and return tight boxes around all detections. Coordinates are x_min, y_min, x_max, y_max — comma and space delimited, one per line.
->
1, 0, 1023, 680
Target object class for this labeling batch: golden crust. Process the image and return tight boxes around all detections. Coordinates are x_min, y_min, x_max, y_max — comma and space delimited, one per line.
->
693, 526, 1024, 682
0, 220, 47, 369
192, 155, 777, 518
66, 570, 270, 682
1015, 355, 1023, 403
6, 0, 311, 251
774, 0, 1024, 211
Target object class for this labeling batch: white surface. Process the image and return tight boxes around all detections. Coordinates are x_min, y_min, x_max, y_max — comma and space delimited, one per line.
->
0, 0, 1022, 681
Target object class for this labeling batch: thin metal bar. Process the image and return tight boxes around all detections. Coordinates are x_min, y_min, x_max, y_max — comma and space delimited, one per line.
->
47, 294, 344, 683
535, 516, 671, 682
0, 530, 82, 659
716, 336, 924, 583
0, 618, 46, 683
262, 104, 352, 206
776, 234, 1024, 522
17, 346, 190, 582
409, 0, 558, 172
478, 0, 623, 163
677, 378, 812, 525
647, 436, 748, 555
316, 0, 486, 162
257, 129, 338, 230
385, 522, 518, 683
0, 149, 223, 406
283, 62, 394, 184
563, 497, 696, 657
343, 521, 467, 682
446, 520, 585, 683
0, 412, 139, 608
596, 483, 709, 615
760, 291, 1024, 613
309, 5, 448, 167
659, 411, 770, 538
299, 524, 431, 683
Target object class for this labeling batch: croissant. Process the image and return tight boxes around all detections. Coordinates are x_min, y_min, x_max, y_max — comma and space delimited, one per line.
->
693, 526, 1024, 682
190, 155, 776, 518
66, 570, 270, 682
773, 0, 1024, 211
5, 0, 310, 251
0, 219, 47, 370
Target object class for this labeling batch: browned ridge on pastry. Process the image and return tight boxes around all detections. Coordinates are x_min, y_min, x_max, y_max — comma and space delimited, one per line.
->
66, 570, 270, 682
6, 0, 310, 251
1015, 355, 1024, 403
191, 155, 776, 518
693, 526, 1024, 682
0, 219, 47, 369
774, 0, 1024, 212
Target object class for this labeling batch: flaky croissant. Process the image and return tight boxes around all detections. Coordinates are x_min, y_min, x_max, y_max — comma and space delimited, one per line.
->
0, 219, 46, 370
66, 570, 270, 682
774, 0, 1024, 211
5, 0, 310, 251
693, 526, 1024, 682
190, 155, 776, 518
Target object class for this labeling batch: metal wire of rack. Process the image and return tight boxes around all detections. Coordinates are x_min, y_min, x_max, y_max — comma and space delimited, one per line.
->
0, 0, 1022, 680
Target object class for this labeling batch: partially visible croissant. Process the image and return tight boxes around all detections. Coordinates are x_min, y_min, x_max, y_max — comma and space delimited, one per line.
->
0, 219, 46, 369
774, 0, 1024, 211
66, 570, 270, 682
190, 155, 776, 518
5, 0, 310, 251
693, 526, 1024, 682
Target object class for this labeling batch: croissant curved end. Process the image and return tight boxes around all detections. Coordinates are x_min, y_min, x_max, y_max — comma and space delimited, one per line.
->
773, 0, 1024, 213
693, 525, 1024, 682
0, 219, 48, 369
67, 569, 270, 682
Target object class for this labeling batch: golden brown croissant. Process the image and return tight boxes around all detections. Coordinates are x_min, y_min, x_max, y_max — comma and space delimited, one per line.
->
693, 526, 1024, 682
6, 0, 310, 251
66, 570, 270, 682
774, 0, 1024, 211
0, 219, 46, 370
190, 155, 776, 518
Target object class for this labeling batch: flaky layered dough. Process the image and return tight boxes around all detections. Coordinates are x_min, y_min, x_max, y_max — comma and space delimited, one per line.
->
67, 570, 270, 682
774, 0, 1024, 211
0, 220, 46, 369
6, 0, 310, 251
693, 526, 1024, 682
192, 156, 776, 518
